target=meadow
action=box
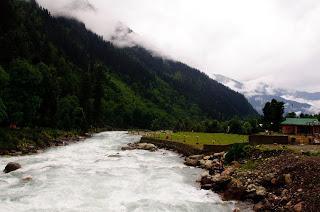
[146,131,248,148]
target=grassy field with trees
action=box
[149,131,248,147]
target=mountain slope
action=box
[0,0,257,130]
[212,74,320,114]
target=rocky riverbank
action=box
[123,140,320,211]
[0,128,92,156]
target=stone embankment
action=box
[184,152,318,212]
[124,137,319,211]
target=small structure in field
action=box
[281,118,320,136]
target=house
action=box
[281,118,320,136]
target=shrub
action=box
[225,143,253,163]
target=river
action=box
[0,131,236,211]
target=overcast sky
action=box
[37,0,320,92]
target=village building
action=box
[281,118,320,136]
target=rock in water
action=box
[3,162,21,173]
[185,157,198,166]
[22,175,33,181]
[136,143,158,151]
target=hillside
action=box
[0,0,257,131]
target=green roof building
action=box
[281,118,320,135]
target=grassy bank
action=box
[145,131,248,148]
[0,128,84,155]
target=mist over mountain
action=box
[0,0,257,131]
[212,74,320,114]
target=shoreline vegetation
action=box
[0,128,113,156]
[125,131,320,211]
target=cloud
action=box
[36,0,320,92]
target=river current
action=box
[0,131,235,212]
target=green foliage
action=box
[0,98,7,122]
[0,0,258,131]
[0,128,79,151]
[262,99,284,131]
[225,143,253,163]
[228,118,243,134]
[242,121,253,135]
[286,112,297,118]
[0,66,9,88]
[56,96,85,130]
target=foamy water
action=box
[0,131,235,212]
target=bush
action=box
[225,143,253,163]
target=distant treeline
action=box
[173,117,262,135]
[0,0,257,132]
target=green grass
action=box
[147,131,248,148]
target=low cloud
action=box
[36,0,320,92]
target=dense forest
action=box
[0,0,257,132]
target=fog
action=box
[36,0,320,92]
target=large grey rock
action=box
[185,157,198,166]
[188,154,204,160]
[136,143,157,151]
[3,162,21,173]
[121,143,158,152]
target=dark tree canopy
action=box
[0,0,258,131]
[262,99,285,131]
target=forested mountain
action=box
[0,0,257,131]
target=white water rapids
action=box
[0,131,236,211]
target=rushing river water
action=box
[0,131,236,212]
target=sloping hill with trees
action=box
[0,0,257,131]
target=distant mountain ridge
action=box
[212,74,320,114]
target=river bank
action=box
[128,137,320,211]
[0,128,93,156]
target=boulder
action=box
[200,171,210,178]
[213,152,225,158]
[271,178,277,185]
[283,174,292,185]
[203,156,211,160]
[200,176,212,185]
[136,143,157,151]
[211,174,232,190]
[107,154,121,158]
[199,159,206,166]
[203,160,216,170]
[226,178,247,199]
[230,161,241,168]
[253,202,266,211]
[263,173,275,183]
[255,186,267,197]
[121,146,135,151]
[121,143,158,152]
[233,208,240,212]
[246,184,257,193]
[22,175,33,181]
[188,154,204,161]
[185,157,198,166]
[3,162,21,173]
[293,202,303,212]
[221,166,235,176]
[201,184,213,190]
